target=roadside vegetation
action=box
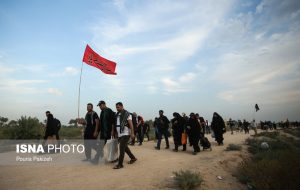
[236,130,300,190]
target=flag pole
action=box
[77,61,84,119]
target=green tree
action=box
[0,117,9,127]
[145,119,154,128]
[3,116,43,139]
[68,119,78,127]
[7,120,17,127]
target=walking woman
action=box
[211,112,226,145]
[186,113,201,155]
[171,112,186,152]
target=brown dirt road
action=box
[0,132,253,190]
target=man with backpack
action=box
[111,102,137,169]
[43,111,61,147]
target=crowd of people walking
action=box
[43,100,298,169]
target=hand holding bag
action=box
[104,137,119,162]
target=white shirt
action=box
[116,112,132,137]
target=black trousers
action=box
[156,129,170,148]
[84,131,97,159]
[193,144,200,152]
[131,129,138,145]
[137,125,144,144]
[93,139,108,161]
[55,130,60,145]
[144,131,150,141]
[118,135,136,166]
[175,144,186,150]
[191,138,200,152]
[43,131,60,146]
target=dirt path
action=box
[0,131,254,190]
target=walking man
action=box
[43,111,61,147]
[155,110,170,150]
[91,100,115,164]
[77,103,99,161]
[112,102,137,169]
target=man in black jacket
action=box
[91,100,115,165]
[77,103,99,161]
[155,110,170,150]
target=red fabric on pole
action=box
[82,45,117,75]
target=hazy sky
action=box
[0,0,300,124]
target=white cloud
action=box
[49,66,80,77]
[214,29,300,105]
[113,0,126,11]
[15,64,47,73]
[179,72,197,83]
[256,1,265,14]
[0,65,15,75]
[161,77,188,94]
[90,1,235,97]
[161,72,198,95]
[47,88,63,96]
[64,67,79,76]
[195,63,208,74]
[0,79,46,94]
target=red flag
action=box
[82,45,117,75]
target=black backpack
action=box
[54,118,61,131]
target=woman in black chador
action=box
[211,112,226,145]
[186,113,201,155]
[171,112,186,152]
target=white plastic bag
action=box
[104,138,118,162]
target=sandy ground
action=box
[0,131,255,190]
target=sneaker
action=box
[154,146,160,150]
